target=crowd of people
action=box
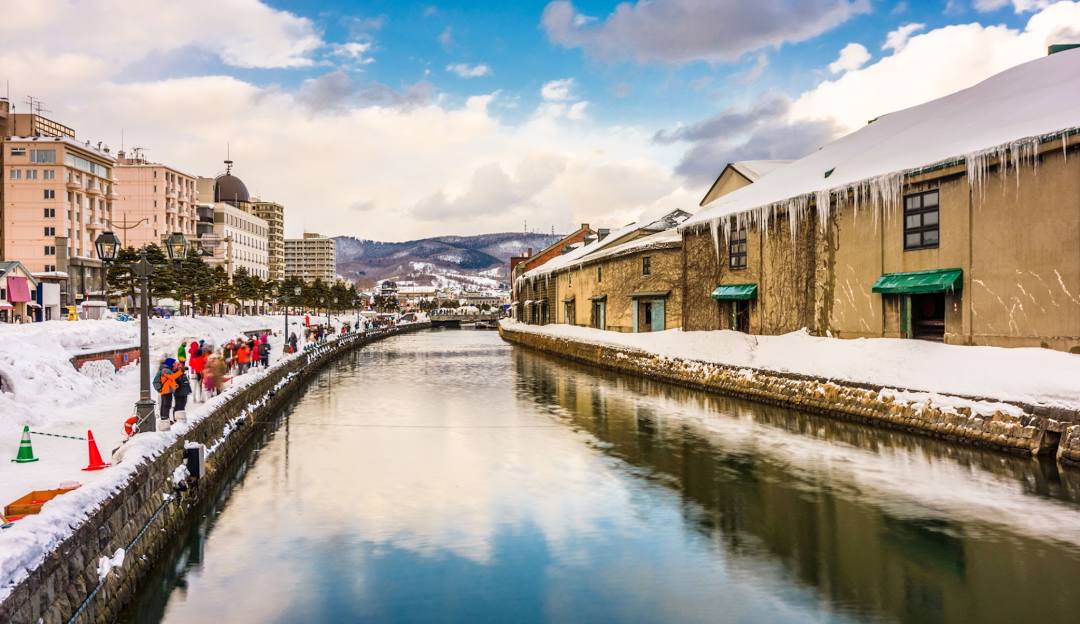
[151,316,377,425]
[153,331,281,423]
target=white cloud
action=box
[567,101,589,121]
[0,0,321,69]
[882,22,925,51]
[731,53,770,84]
[793,1,1080,132]
[974,0,1055,12]
[446,63,492,78]
[541,78,576,101]
[331,42,375,65]
[828,42,871,74]
[542,0,870,64]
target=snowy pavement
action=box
[0,313,362,595]
[500,320,1080,411]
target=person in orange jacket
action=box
[236,341,252,374]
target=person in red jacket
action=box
[188,344,208,402]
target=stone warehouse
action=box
[682,48,1080,353]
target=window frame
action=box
[729,228,748,270]
[642,255,651,276]
[903,189,940,251]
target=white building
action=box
[284,232,336,282]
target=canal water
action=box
[122,329,1080,623]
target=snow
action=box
[683,49,1080,241]
[500,320,1080,410]
[518,208,691,284]
[574,228,682,264]
[729,160,792,182]
[0,313,358,596]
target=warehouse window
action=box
[904,190,939,250]
[729,228,747,270]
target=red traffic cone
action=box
[82,430,110,471]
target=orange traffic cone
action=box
[82,430,109,471]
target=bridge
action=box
[429,312,501,327]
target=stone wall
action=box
[682,218,818,334]
[500,325,1080,457]
[557,244,682,332]
[0,324,429,624]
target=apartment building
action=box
[112,150,198,250]
[284,232,336,282]
[249,198,285,281]
[1,130,116,304]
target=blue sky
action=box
[253,0,1036,126]
[2,0,1075,240]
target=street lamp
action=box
[164,231,189,263]
[96,231,158,433]
[284,285,301,352]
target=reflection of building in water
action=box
[512,347,1080,623]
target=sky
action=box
[1,0,1078,241]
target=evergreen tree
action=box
[175,251,213,317]
[105,246,141,309]
[232,266,254,315]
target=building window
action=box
[44,264,56,272]
[44,245,56,256]
[904,189,939,250]
[43,189,55,200]
[729,229,747,270]
[597,265,602,283]
[44,227,55,236]
[43,208,55,218]
[10,169,21,180]
[10,147,26,157]
[642,256,651,276]
[27,169,38,180]
[30,149,56,164]
[43,169,55,180]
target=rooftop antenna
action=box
[224,142,233,174]
[24,95,49,116]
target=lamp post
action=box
[164,232,189,315]
[284,285,301,352]
[96,231,158,432]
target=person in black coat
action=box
[172,360,192,417]
[258,338,271,367]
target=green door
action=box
[651,299,665,332]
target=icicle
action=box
[709,218,721,261]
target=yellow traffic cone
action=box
[12,426,39,463]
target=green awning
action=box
[872,268,962,295]
[711,284,757,300]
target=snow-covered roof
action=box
[729,160,792,182]
[573,228,682,265]
[683,48,1080,232]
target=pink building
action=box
[112,150,198,250]
[1,133,116,303]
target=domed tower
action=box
[214,159,250,208]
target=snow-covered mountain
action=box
[335,232,561,289]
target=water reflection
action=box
[123,329,1080,624]
[513,348,1080,623]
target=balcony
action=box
[66,179,80,190]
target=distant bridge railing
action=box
[429,312,501,324]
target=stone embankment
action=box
[0,323,429,624]
[499,325,1080,463]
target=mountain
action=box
[335,232,562,290]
